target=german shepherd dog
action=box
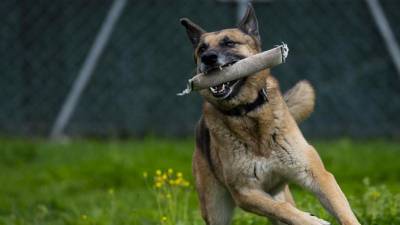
[180,4,361,225]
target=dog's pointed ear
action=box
[180,18,206,48]
[238,3,260,43]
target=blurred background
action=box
[1,0,399,139]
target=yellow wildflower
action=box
[155,182,163,188]
[168,168,173,174]
[177,172,183,178]
[161,216,168,223]
[142,171,148,178]
[156,170,162,176]
[371,191,381,200]
[155,176,163,182]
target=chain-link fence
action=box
[1,0,399,138]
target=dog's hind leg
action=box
[193,148,234,225]
[268,184,296,225]
[273,184,296,206]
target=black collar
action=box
[219,89,268,116]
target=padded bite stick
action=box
[177,43,289,96]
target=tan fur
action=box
[283,80,315,123]
[183,5,361,225]
[197,29,264,111]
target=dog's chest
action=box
[207,111,304,190]
[213,130,294,191]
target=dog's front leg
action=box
[298,146,361,225]
[229,187,330,225]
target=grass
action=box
[0,138,399,225]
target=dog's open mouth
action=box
[209,79,240,99]
[203,61,241,99]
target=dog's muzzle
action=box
[199,52,243,99]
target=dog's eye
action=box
[222,40,236,47]
[198,44,208,53]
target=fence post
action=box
[50,0,127,139]
[366,0,400,78]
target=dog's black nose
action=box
[201,52,218,65]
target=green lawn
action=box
[0,138,399,225]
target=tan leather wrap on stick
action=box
[177,43,289,96]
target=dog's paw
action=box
[310,216,330,225]
[300,213,331,225]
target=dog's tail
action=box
[283,80,315,123]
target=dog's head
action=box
[181,4,267,109]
